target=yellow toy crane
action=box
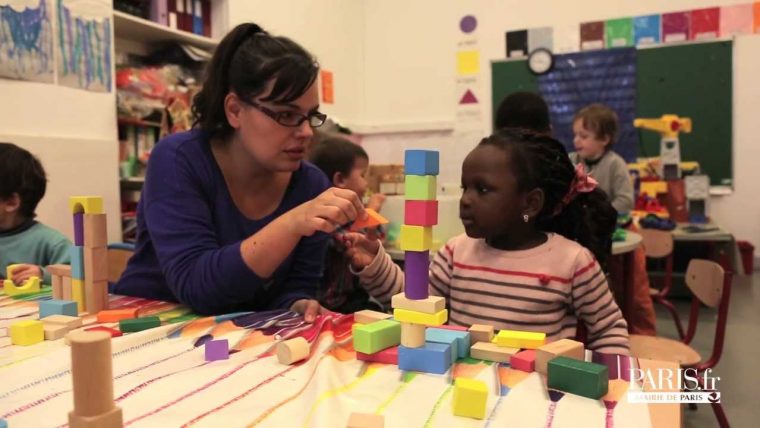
[634,115,692,180]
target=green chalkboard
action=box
[491,41,733,186]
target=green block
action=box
[405,175,436,200]
[119,316,161,333]
[547,356,608,399]
[352,319,401,354]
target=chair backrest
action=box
[685,259,724,308]
[640,229,674,258]
[107,244,134,284]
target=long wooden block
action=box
[468,324,494,345]
[74,212,84,246]
[277,337,310,365]
[426,328,470,359]
[84,247,108,281]
[400,322,426,348]
[97,308,138,323]
[493,330,546,349]
[356,346,398,365]
[547,356,608,400]
[42,314,83,329]
[470,341,518,363]
[353,319,401,354]
[398,225,433,252]
[72,279,85,313]
[398,342,452,374]
[85,278,108,314]
[119,316,160,333]
[47,264,72,277]
[84,214,108,248]
[535,339,585,375]
[44,323,72,340]
[62,276,73,300]
[393,308,447,326]
[403,250,429,300]
[52,274,63,299]
[353,309,391,324]
[391,293,444,314]
[69,196,104,214]
[70,246,85,280]
[347,412,384,428]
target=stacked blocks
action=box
[205,339,230,361]
[3,264,41,296]
[452,378,488,419]
[48,264,72,300]
[352,319,401,354]
[426,328,471,359]
[68,196,110,315]
[393,307,448,326]
[403,250,430,299]
[10,320,45,346]
[39,299,78,318]
[547,356,609,399]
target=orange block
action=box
[755,2,760,33]
[350,208,389,231]
[96,308,138,323]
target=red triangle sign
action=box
[459,89,478,104]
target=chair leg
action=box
[711,401,730,428]
[688,402,698,411]
[658,298,686,339]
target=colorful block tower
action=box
[67,196,110,314]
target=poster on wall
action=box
[719,3,754,36]
[633,14,661,45]
[56,0,112,92]
[690,7,720,40]
[662,11,690,42]
[0,0,55,82]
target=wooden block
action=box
[404,200,439,226]
[493,330,546,349]
[47,264,72,276]
[356,346,398,365]
[42,314,83,329]
[452,377,488,419]
[510,349,537,372]
[468,324,494,345]
[435,324,468,332]
[426,328,471,359]
[205,339,230,361]
[277,337,310,365]
[470,341,518,363]
[74,212,84,246]
[353,309,391,324]
[398,342,452,374]
[62,275,73,300]
[39,299,78,318]
[69,196,104,214]
[353,319,401,354]
[44,323,72,340]
[393,308,447,327]
[404,175,437,200]
[347,412,384,428]
[119,316,160,333]
[52,274,63,299]
[97,308,138,323]
[398,225,432,251]
[70,246,85,280]
[400,322,426,348]
[403,251,429,300]
[391,293,444,314]
[349,208,389,231]
[3,276,41,296]
[72,279,85,313]
[67,330,122,427]
[84,213,108,248]
[404,149,439,176]
[85,326,123,338]
[10,320,44,346]
[84,247,108,281]
[84,278,108,314]
[535,339,585,375]
[547,356,608,399]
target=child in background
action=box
[308,137,385,313]
[494,91,552,134]
[346,129,629,354]
[0,143,71,285]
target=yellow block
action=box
[69,196,104,214]
[493,330,546,349]
[10,320,44,346]
[452,377,488,419]
[456,50,480,75]
[392,308,447,326]
[640,181,668,198]
[399,225,432,252]
[3,276,41,296]
[72,279,85,313]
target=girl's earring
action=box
[523,214,529,223]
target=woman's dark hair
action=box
[192,23,319,139]
[479,129,617,267]
[494,91,551,133]
[308,137,368,183]
[0,142,47,219]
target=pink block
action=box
[356,346,398,364]
[510,349,536,372]
[435,324,468,332]
[404,200,438,226]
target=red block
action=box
[510,349,536,372]
[85,326,123,338]
[435,324,468,332]
[356,346,399,365]
[404,200,438,226]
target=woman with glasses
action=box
[113,23,364,319]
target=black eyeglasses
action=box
[245,100,327,128]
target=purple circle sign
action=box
[460,15,477,33]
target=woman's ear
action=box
[523,188,545,219]
[224,93,244,129]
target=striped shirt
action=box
[357,233,629,354]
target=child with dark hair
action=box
[494,91,551,133]
[345,129,628,354]
[113,23,365,317]
[0,143,71,285]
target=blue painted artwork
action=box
[56,0,111,92]
[0,0,54,82]
[634,14,661,46]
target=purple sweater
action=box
[112,130,331,315]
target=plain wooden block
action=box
[84,213,108,248]
[391,293,445,314]
[42,314,83,329]
[97,308,138,323]
[353,309,391,324]
[346,412,384,428]
[400,322,426,348]
[404,149,439,176]
[277,337,310,365]
[69,196,104,214]
[84,247,108,281]
[62,275,73,300]
[85,278,108,314]
[353,319,401,354]
[46,264,72,277]
[393,308,447,326]
[452,377,488,419]
[398,225,433,252]
[468,324,494,345]
[52,274,63,299]
[10,320,44,346]
[470,341,518,363]
[547,356,608,400]
[404,175,437,200]
[44,323,72,340]
[535,339,585,375]
[404,200,439,226]
[493,330,546,349]
[70,246,85,280]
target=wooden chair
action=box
[630,259,732,428]
[640,229,685,338]
[107,243,135,284]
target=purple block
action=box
[73,212,84,246]
[204,339,229,361]
[404,250,429,300]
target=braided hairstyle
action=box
[192,23,319,139]
[479,129,617,267]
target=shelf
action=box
[113,10,218,52]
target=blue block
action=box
[404,150,439,176]
[398,342,452,375]
[39,299,78,318]
[70,246,84,280]
[426,328,471,359]
[0,418,6,428]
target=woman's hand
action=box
[367,193,387,212]
[287,187,365,237]
[339,232,381,270]
[290,299,330,323]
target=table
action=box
[671,222,738,274]
[0,292,679,427]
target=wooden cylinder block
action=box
[276,337,310,365]
[400,322,426,348]
[68,331,120,421]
